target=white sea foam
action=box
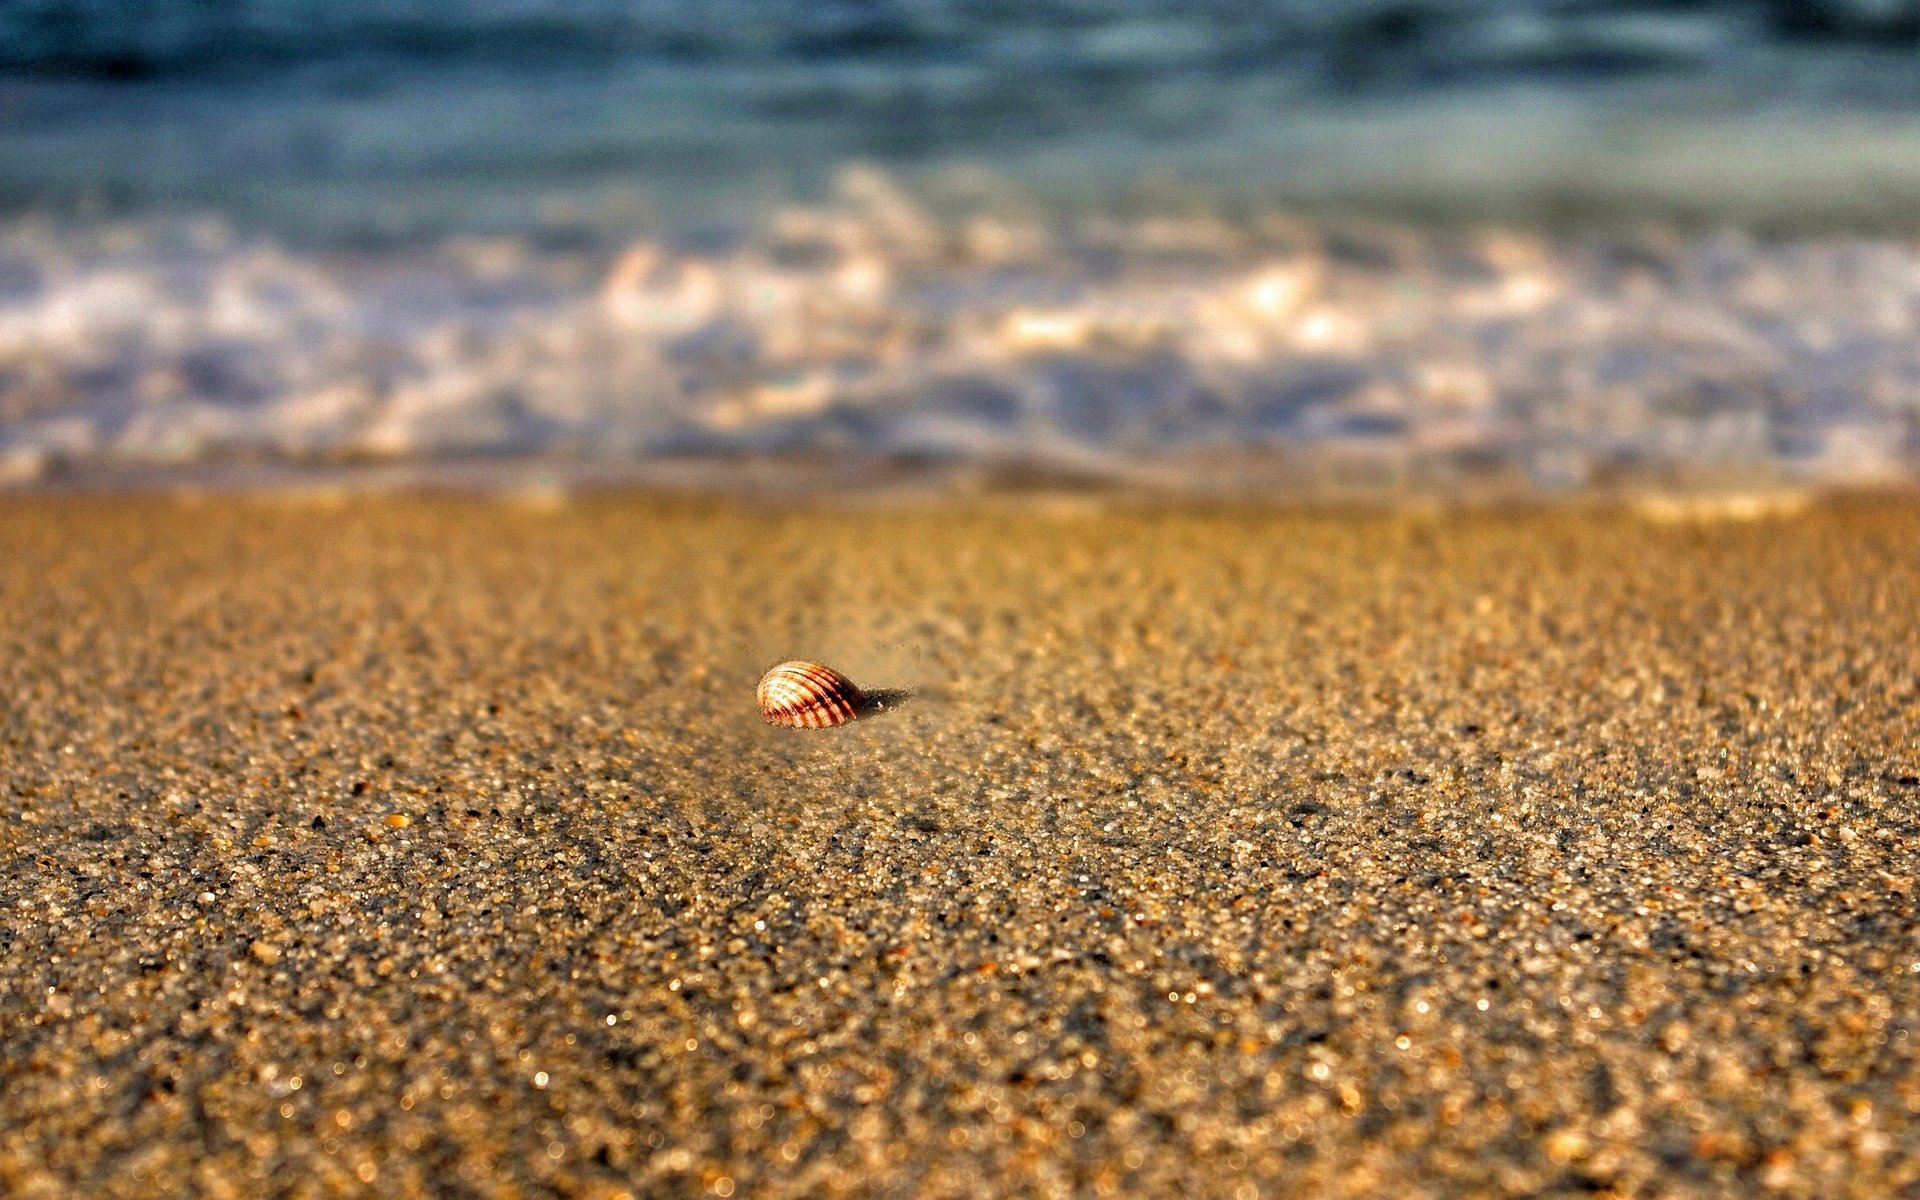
[0,169,1916,489]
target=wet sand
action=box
[2,492,1917,1198]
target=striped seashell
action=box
[756,661,867,729]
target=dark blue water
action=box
[9,1,1920,239]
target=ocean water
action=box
[4,1,1920,488]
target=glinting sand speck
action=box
[2,493,1919,1198]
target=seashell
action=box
[756,660,912,729]
[756,661,867,729]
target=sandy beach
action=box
[2,491,1917,1198]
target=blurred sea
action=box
[4,0,1920,490]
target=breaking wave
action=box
[2,167,1916,490]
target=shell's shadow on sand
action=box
[858,688,916,719]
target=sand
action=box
[1,491,1917,1199]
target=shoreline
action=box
[4,451,1903,515]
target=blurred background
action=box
[3,0,1920,492]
